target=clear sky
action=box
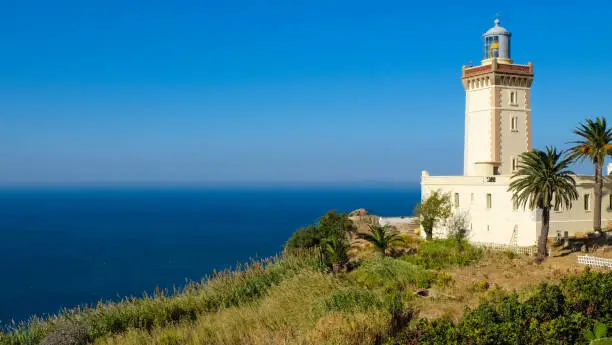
[1,1,611,186]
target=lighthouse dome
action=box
[484,19,510,36]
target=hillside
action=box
[2,211,612,345]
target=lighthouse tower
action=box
[462,19,534,176]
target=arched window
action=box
[510,92,515,104]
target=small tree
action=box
[356,224,403,256]
[285,210,353,252]
[285,225,322,250]
[317,210,354,239]
[415,190,452,240]
[446,212,471,251]
[323,235,349,272]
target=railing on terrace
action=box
[577,255,612,269]
[471,241,550,257]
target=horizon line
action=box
[0,180,421,189]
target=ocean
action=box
[0,186,420,324]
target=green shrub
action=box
[471,280,490,293]
[435,272,454,288]
[586,322,610,342]
[561,269,612,318]
[286,225,322,250]
[316,210,353,239]
[320,287,383,313]
[402,239,483,270]
[524,283,566,322]
[503,249,518,259]
[414,318,460,345]
[285,210,353,268]
[352,257,437,290]
[286,210,353,252]
[404,271,612,345]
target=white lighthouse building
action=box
[421,19,612,246]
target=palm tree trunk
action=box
[538,208,550,261]
[594,162,603,233]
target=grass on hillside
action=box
[401,239,484,270]
[0,249,326,345]
[2,235,602,345]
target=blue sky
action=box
[1,1,611,185]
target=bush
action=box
[41,322,89,345]
[317,210,353,239]
[471,280,490,293]
[286,210,353,267]
[446,212,471,250]
[352,257,437,291]
[402,239,483,270]
[286,225,322,250]
[400,270,612,345]
[320,287,383,313]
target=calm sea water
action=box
[0,187,419,324]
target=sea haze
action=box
[0,186,419,324]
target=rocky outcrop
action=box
[349,208,370,217]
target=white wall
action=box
[421,175,537,246]
[547,175,612,236]
[498,86,530,175]
[421,174,612,245]
[464,87,492,176]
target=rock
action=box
[415,289,429,297]
[349,208,370,217]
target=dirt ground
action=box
[415,247,612,321]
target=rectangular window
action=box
[511,116,519,132]
[486,193,492,209]
[584,194,591,211]
[511,156,519,172]
[609,194,612,210]
[454,193,460,208]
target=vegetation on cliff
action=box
[1,210,611,345]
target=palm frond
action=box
[567,117,612,164]
[356,224,402,255]
[509,146,579,212]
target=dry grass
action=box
[94,271,392,345]
[412,248,607,321]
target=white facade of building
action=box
[421,20,612,246]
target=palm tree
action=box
[356,224,403,256]
[568,117,612,234]
[509,147,579,261]
[323,236,349,272]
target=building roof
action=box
[484,19,510,36]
